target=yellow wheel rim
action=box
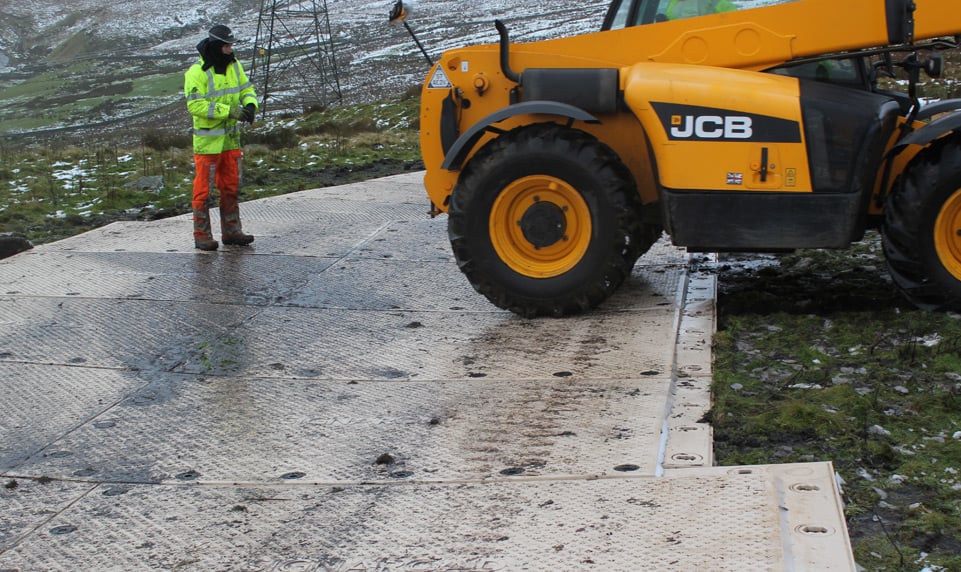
[935,187,961,280]
[490,175,592,279]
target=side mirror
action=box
[388,0,433,66]
[924,53,943,79]
[389,0,411,24]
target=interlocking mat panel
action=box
[0,173,855,570]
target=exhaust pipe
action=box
[494,20,520,84]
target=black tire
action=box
[448,123,653,317]
[882,133,961,310]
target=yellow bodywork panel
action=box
[441,0,902,71]
[912,0,961,39]
[420,48,656,211]
[622,63,810,193]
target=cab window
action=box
[602,0,798,30]
[768,58,867,87]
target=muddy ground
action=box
[711,233,961,569]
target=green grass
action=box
[132,73,184,97]
[0,97,422,244]
[0,57,185,134]
[713,238,961,571]
[0,75,61,100]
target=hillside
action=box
[0,0,609,142]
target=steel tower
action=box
[250,0,343,114]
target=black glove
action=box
[241,104,256,124]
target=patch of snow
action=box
[868,425,891,437]
[915,333,941,347]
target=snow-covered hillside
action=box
[19,0,943,139]
[0,0,609,71]
[0,0,612,137]
[0,1,249,66]
[324,0,611,106]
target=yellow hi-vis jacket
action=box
[184,59,258,155]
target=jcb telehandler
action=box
[392,0,961,317]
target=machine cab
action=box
[602,0,799,29]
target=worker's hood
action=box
[196,38,236,73]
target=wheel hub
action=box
[519,200,567,248]
[935,187,961,280]
[489,175,592,278]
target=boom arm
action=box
[515,0,955,72]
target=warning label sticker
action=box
[428,66,452,89]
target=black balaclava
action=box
[197,37,236,74]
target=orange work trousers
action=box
[192,149,242,211]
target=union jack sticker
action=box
[726,172,744,185]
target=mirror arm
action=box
[405,21,434,67]
[389,1,433,67]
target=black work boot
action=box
[222,232,254,246]
[220,195,254,246]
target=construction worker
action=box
[184,24,258,251]
[665,0,738,20]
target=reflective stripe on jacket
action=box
[184,59,258,154]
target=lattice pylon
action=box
[250,0,343,114]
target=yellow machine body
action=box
[420,0,956,211]
[411,0,961,316]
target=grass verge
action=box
[0,97,422,244]
[712,233,961,571]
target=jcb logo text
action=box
[670,115,753,140]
